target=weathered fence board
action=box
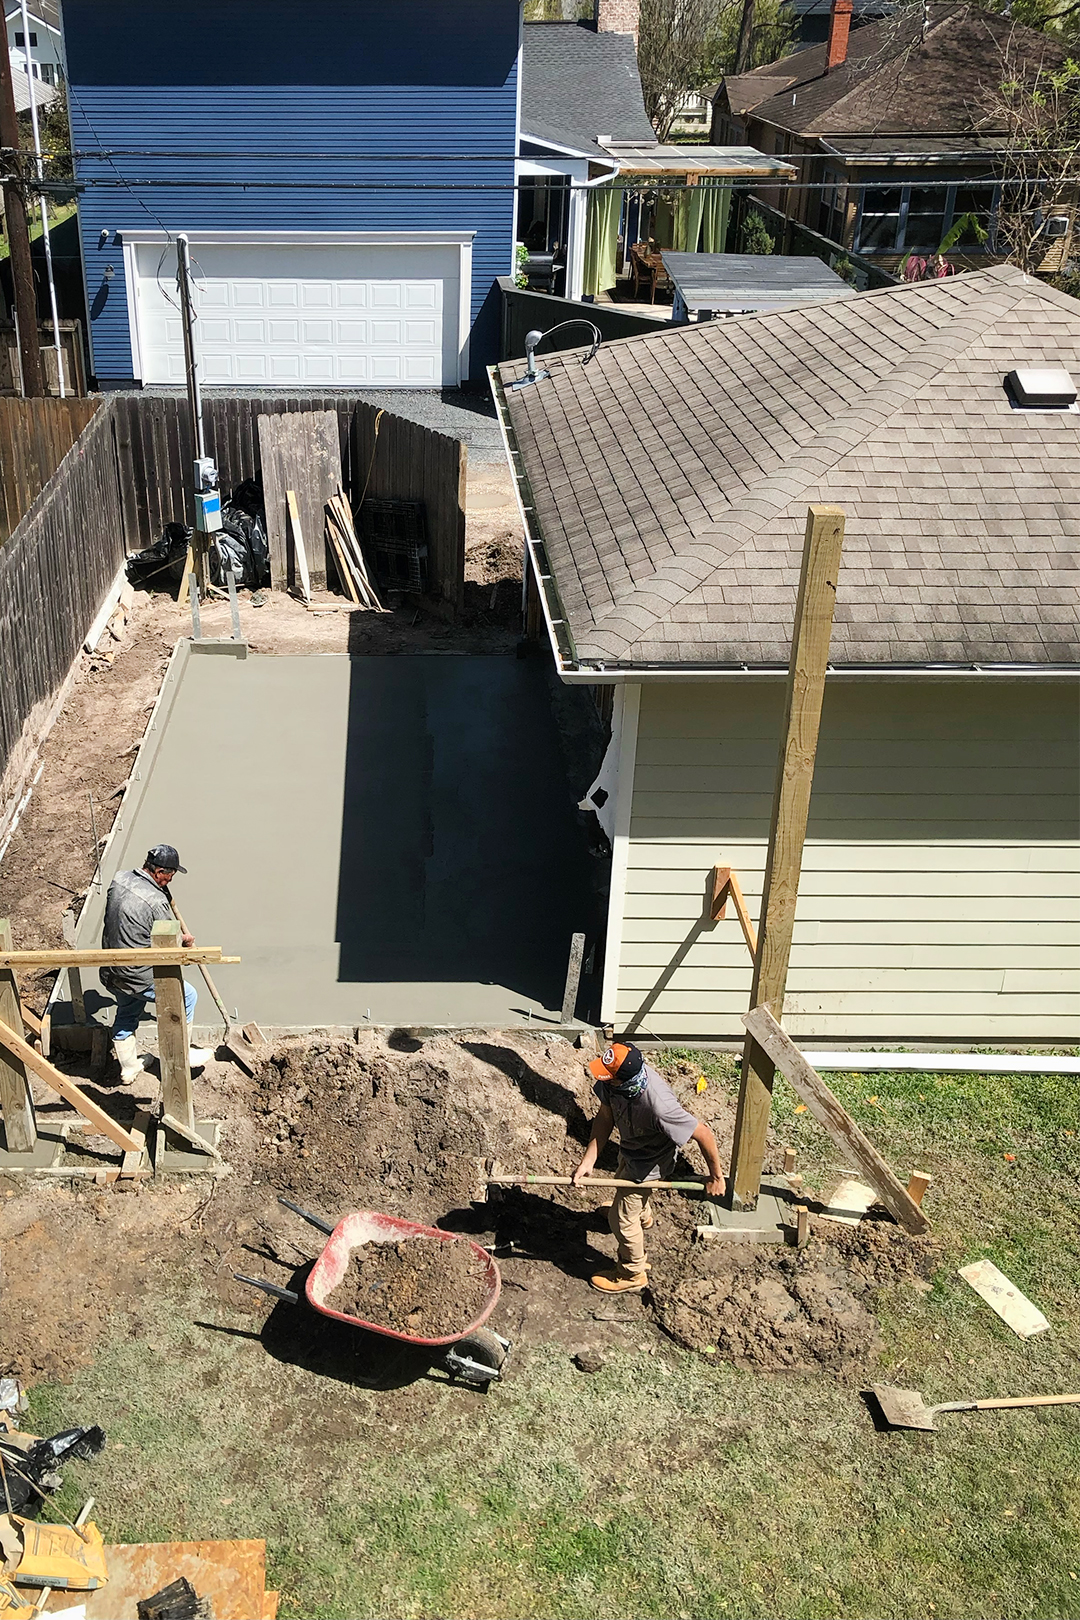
[257,410,341,590]
[0,404,126,822]
[0,397,100,543]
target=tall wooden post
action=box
[0,920,37,1153]
[0,45,43,397]
[729,505,845,1208]
[151,919,194,1133]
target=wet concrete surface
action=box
[78,649,599,1028]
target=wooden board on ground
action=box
[819,1177,878,1226]
[741,1005,931,1236]
[258,410,341,590]
[285,488,311,603]
[958,1259,1050,1339]
[74,1539,276,1620]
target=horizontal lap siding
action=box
[69,81,517,384]
[617,681,1080,1041]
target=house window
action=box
[13,31,37,45]
[818,168,847,243]
[901,186,948,251]
[39,61,53,83]
[857,186,903,251]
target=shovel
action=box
[871,1383,1080,1432]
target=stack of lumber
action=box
[324,490,386,611]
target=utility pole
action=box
[728,504,845,1208]
[0,34,43,396]
[176,235,220,591]
[19,0,63,394]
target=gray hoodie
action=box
[100,867,174,996]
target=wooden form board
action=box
[285,489,311,602]
[731,505,845,1206]
[741,1004,931,1235]
[0,948,236,968]
[0,920,35,1153]
[958,1259,1050,1338]
[258,411,342,591]
[152,920,195,1133]
[0,1016,140,1153]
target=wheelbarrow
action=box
[235,1197,511,1386]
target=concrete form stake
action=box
[189,576,202,640]
[227,570,241,640]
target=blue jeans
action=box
[112,981,197,1042]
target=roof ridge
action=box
[581,271,1032,660]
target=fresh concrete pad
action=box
[76,646,598,1030]
[0,1125,67,1170]
[696,1177,792,1244]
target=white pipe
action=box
[805,1052,1080,1075]
[19,0,63,395]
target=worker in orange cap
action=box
[572,1041,725,1292]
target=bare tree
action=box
[977,45,1080,272]
[638,0,734,138]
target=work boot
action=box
[589,1270,648,1293]
[113,1035,144,1084]
[188,1046,215,1070]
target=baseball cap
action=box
[589,1042,645,1085]
[146,843,187,874]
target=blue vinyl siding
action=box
[66,3,520,384]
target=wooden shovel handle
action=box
[974,1394,1080,1410]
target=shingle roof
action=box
[521,22,656,158]
[495,264,1080,669]
[723,3,1065,137]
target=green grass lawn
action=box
[0,199,77,259]
[26,1053,1080,1620]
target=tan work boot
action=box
[113,1035,144,1084]
[590,1270,648,1293]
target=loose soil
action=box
[325,1235,491,1338]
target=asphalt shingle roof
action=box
[521,22,656,158]
[496,264,1080,669]
[724,3,1065,136]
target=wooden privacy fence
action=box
[109,393,466,606]
[0,396,101,544]
[0,404,126,809]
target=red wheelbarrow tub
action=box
[306,1210,502,1348]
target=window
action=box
[39,61,53,84]
[855,179,998,255]
[857,187,902,251]
[13,31,37,45]
[818,168,847,244]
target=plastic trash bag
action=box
[125,522,191,589]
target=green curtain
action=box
[672,182,732,253]
[583,184,622,297]
[701,181,732,253]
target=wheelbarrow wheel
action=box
[444,1327,509,1384]
[455,1328,507,1372]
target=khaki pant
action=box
[608,1149,677,1277]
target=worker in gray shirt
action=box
[572,1041,725,1293]
[101,844,213,1083]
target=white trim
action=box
[119,229,475,389]
[117,229,476,247]
[600,682,640,1025]
[520,127,614,163]
[122,238,143,382]
[458,236,473,385]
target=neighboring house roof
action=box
[722,3,1065,137]
[495,264,1079,670]
[8,58,58,111]
[520,22,655,158]
[662,250,855,313]
[4,2,60,30]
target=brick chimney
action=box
[596,0,639,41]
[825,0,853,71]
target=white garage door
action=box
[132,241,463,387]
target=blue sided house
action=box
[62,0,521,388]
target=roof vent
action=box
[1005,367,1078,409]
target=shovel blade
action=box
[872,1384,937,1430]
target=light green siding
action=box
[614,680,1080,1041]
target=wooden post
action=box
[729,504,845,1208]
[0,921,37,1153]
[561,933,586,1025]
[151,919,194,1133]
[907,1170,932,1208]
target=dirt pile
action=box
[325,1235,491,1338]
[251,1031,595,1226]
[650,1242,884,1371]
